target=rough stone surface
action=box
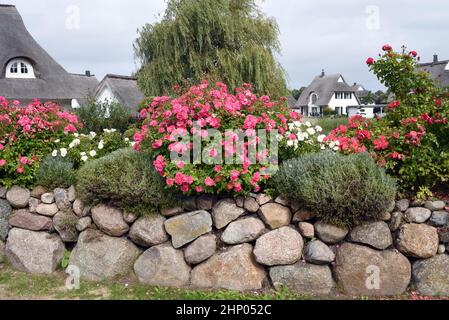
[304,240,335,265]
[28,198,39,213]
[424,200,446,212]
[0,240,4,263]
[0,187,7,199]
[334,243,411,296]
[53,211,79,242]
[53,188,71,211]
[221,216,265,245]
[191,244,266,291]
[91,205,129,237]
[429,211,449,227]
[395,199,410,212]
[413,254,449,296]
[122,212,138,224]
[253,227,303,266]
[270,262,335,296]
[256,194,272,206]
[41,192,55,204]
[395,224,438,259]
[211,199,246,229]
[298,222,314,239]
[292,209,315,222]
[182,197,197,211]
[438,244,446,254]
[243,197,259,213]
[36,203,58,217]
[0,199,12,240]
[9,210,53,231]
[6,186,30,209]
[348,221,392,250]
[440,227,449,244]
[67,186,76,202]
[258,203,291,229]
[380,211,391,222]
[160,207,183,217]
[184,234,217,265]
[76,217,92,232]
[134,243,191,287]
[404,207,431,223]
[129,215,169,247]
[5,228,64,274]
[165,211,213,248]
[69,229,140,281]
[235,196,244,208]
[197,194,215,211]
[73,199,88,217]
[314,221,349,244]
[389,212,403,231]
[275,196,290,206]
[30,186,46,199]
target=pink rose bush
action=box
[134,81,302,195]
[0,97,80,187]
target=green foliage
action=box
[34,156,76,190]
[76,148,180,216]
[76,98,137,133]
[323,107,336,117]
[313,117,349,134]
[272,151,397,228]
[61,250,71,269]
[290,87,305,100]
[134,0,287,97]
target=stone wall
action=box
[1,185,449,297]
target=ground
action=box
[308,117,349,134]
[0,264,448,300]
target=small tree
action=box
[134,0,288,97]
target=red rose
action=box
[382,44,392,51]
[410,50,418,57]
[366,57,375,65]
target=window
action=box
[5,58,35,79]
[309,93,318,105]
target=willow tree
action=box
[134,0,288,97]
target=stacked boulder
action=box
[1,185,449,297]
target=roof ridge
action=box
[0,4,16,7]
[104,74,137,80]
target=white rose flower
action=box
[315,126,323,133]
[81,155,88,162]
[297,133,305,141]
[89,150,97,157]
[124,138,130,142]
[321,144,326,150]
[303,132,309,139]
[98,140,104,150]
[329,141,336,149]
[306,128,316,135]
[110,129,117,133]
[317,135,326,143]
[52,150,58,157]
[293,121,302,128]
[80,152,87,156]
[333,146,340,151]
[60,148,67,157]
[74,133,79,138]
[54,139,60,143]
[287,140,294,147]
[305,121,312,127]
[89,132,97,140]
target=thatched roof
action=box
[0,5,98,101]
[296,73,356,107]
[418,57,449,88]
[95,74,145,115]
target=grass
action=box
[308,117,349,134]
[0,265,312,300]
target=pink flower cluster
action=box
[134,81,299,195]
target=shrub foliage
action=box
[272,151,397,227]
[76,148,180,215]
[35,156,76,190]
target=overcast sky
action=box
[9,0,449,91]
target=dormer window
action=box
[5,58,35,79]
[309,93,318,105]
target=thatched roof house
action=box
[0,4,98,108]
[418,54,449,88]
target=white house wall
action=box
[327,93,360,115]
[96,86,118,104]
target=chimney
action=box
[433,54,438,63]
[85,70,91,77]
[321,69,325,77]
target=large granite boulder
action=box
[348,221,393,250]
[270,262,335,296]
[134,242,191,287]
[303,240,335,265]
[258,203,292,229]
[6,186,30,209]
[221,216,265,245]
[9,210,53,231]
[191,244,266,291]
[334,243,411,296]
[211,199,246,229]
[164,211,213,248]
[184,234,217,265]
[91,204,129,237]
[314,221,348,244]
[5,228,65,274]
[395,223,438,259]
[129,215,169,247]
[53,211,79,242]
[253,227,303,266]
[412,254,449,296]
[0,199,12,240]
[69,229,140,281]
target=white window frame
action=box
[5,59,35,79]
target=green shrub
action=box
[35,156,76,190]
[76,98,137,133]
[76,148,180,216]
[272,151,397,228]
